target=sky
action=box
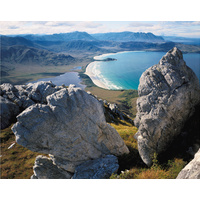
[0,21,200,38]
[1,0,200,38]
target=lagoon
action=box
[85,51,200,90]
[29,72,86,89]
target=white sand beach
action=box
[85,62,110,89]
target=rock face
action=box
[0,81,63,129]
[176,148,200,179]
[134,47,200,166]
[31,155,72,179]
[0,96,20,129]
[12,84,129,178]
[72,155,119,179]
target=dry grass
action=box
[109,120,187,179]
[0,125,44,179]
[85,86,125,104]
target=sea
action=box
[30,51,199,90]
[88,51,200,90]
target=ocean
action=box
[87,51,200,90]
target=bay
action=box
[87,51,200,90]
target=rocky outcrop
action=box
[176,148,200,179]
[72,155,119,179]
[12,84,129,178]
[0,96,20,129]
[134,47,200,166]
[31,155,72,179]
[0,81,63,129]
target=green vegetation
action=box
[79,72,96,88]
[118,90,138,117]
[1,82,196,179]
[109,120,187,179]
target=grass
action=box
[83,86,138,117]
[0,113,188,179]
[1,75,197,179]
[0,124,45,179]
[1,58,89,85]
[109,120,188,179]
[0,90,189,179]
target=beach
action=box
[85,51,200,91]
[85,60,124,90]
[85,61,110,89]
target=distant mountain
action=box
[0,36,35,47]
[91,32,165,42]
[33,40,103,53]
[21,31,97,42]
[163,36,200,46]
[1,45,76,66]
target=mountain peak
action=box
[159,47,184,66]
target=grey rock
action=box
[25,81,61,104]
[12,85,129,173]
[0,96,20,129]
[103,100,108,105]
[134,47,200,166]
[176,148,200,179]
[72,155,119,179]
[0,81,63,129]
[31,155,72,179]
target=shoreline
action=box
[85,62,110,90]
[85,51,145,90]
[27,71,86,90]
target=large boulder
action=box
[12,85,129,175]
[134,47,200,166]
[176,148,200,179]
[0,81,62,129]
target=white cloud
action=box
[128,22,155,28]
[0,21,199,38]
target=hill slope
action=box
[1,45,76,66]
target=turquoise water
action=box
[91,51,200,90]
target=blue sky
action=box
[0,21,200,38]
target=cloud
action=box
[79,21,103,29]
[44,21,76,27]
[0,21,199,37]
[128,21,155,27]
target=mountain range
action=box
[91,32,164,42]
[1,31,200,84]
[7,31,165,43]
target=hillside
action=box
[1,45,76,66]
[0,36,35,47]
[1,33,200,85]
